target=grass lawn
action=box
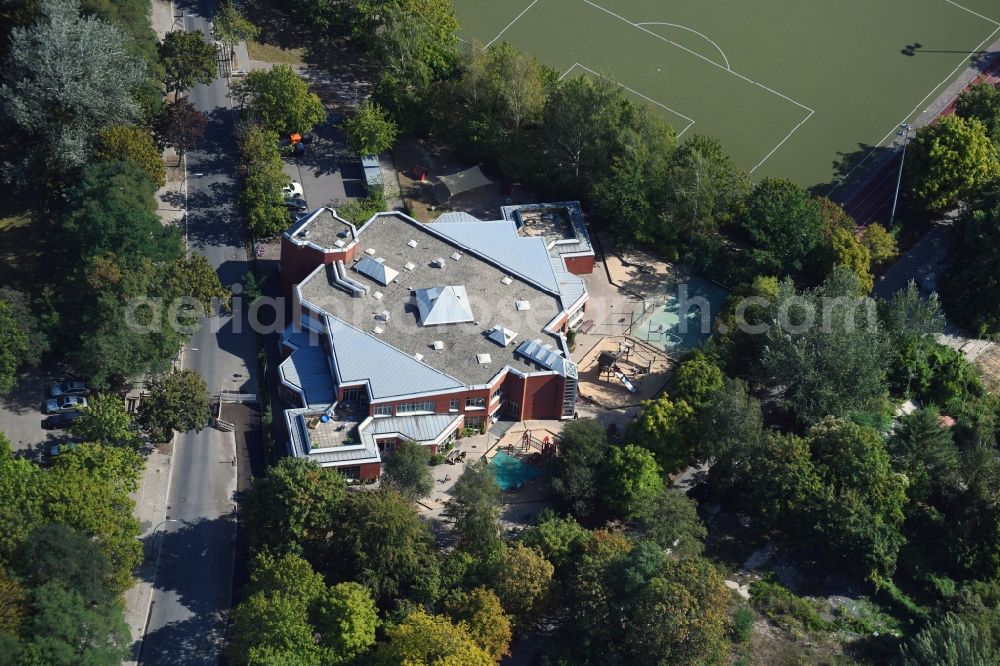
[451,0,1000,191]
[0,204,43,295]
[248,39,306,67]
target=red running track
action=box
[842,56,1000,226]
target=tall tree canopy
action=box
[940,184,1000,335]
[739,177,824,277]
[235,65,326,135]
[0,0,145,180]
[905,114,1000,211]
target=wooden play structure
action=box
[596,341,656,393]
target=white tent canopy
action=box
[436,166,493,199]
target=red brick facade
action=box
[563,254,595,275]
[280,236,357,295]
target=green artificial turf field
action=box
[451,0,1000,191]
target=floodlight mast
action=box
[889,122,914,227]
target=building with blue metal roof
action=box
[278,204,594,478]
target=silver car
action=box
[50,380,90,398]
[44,395,87,414]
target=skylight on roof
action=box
[407,239,418,248]
[451,252,462,261]
[334,239,345,248]
[433,340,444,350]
[365,248,376,255]
[515,300,531,311]
[501,276,513,285]
[373,291,384,300]
[477,353,492,365]
[403,262,415,271]
[355,256,399,286]
[373,326,384,334]
[413,353,424,362]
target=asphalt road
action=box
[137,1,256,663]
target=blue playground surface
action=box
[489,450,543,490]
[632,276,728,352]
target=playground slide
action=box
[614,369,639,393]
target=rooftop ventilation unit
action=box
[334,239,345,248]
[407,239,418,248]
[432,258,446,268]
[433,340,444,350]
[413,352,424,362]
[403,261,415,271]
[373,326,384,334]
[501,276,513,285]
[477,353,492,365]
[515,300,531,311]
[375,310,390,322]
[451,252,462,261]
[365,247,376,256]
[373,291,384,300]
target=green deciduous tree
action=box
[672,352,724,409]
[0,301,31,394]
[625,395,695,474]
[343,101,398,155]
[158,30,217,97]
[444,587,512,663]
[15,523,114,606]
[955,81,1000,145]
[374,610,493,666]
[443,460,502,556]
[0,0,145,179]
[69,393,139,449]
[383,440,433,499]
[312,582,379,664]
[740,177,824,277]
[242,456,345,560]
[637,489,707,558]
[906,114,1000,211]
[329,488,440,606]
[602,445,663,520]
[235,65,325,135]
[236,123,289,237]
[550,418,608,517]
[862,223,898,265]
[211,1,258,52]
[139,369,210,441]
[940,184,1000,335]
[0,565,26,636]
[519,510,588,572]
[696,377,764,491]
[483,543,553,631]
[95,125,166,187]
[12,582,129,666]
[758,269,888,425]
[890,406,960,503]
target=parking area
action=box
[0,367,78,461]
[283,118,365,212]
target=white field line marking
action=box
[751,109,815,173]
[561,62,697,136]
[485,0,541,48]
[581,0,813,170]
[944,0,1000,26]
[582,0,813,114]
[635,22,731,70]
[828,22,1000,193]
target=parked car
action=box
[285,196,308,212]
[44,395,87,414]
[49,439,82,458]
[49,380,90,398]
[44,411,80,429]
[282,181,303,198]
